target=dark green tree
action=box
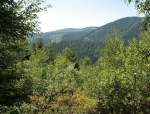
[0,0,47,105]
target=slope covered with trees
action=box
[0,0,149,114]
[2,29,150,114]
[34,17,144,62]
[39,17,143,44]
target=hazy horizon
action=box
[39,0,138,32]
[40,16,141,33]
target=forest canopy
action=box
[0,0,149,114]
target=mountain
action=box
[40,17,143,44]
[34,17,144,62]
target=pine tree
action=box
[0,0,46,105]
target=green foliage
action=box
[0,0,149,114]
[23,49,49,94]
[83,30,150,114]
[127,0,150,29]
[1,29,149,114]
[0,0,46,40]
[61,47,77,62]
[80,57,92,66]
[0,0,47,106]
[0,39,29,105]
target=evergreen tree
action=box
[0,0,46,105]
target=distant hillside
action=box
[34,17,144,62]
[40,17,143,44]
[82,17,143,42]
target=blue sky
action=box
[39,0,138,32]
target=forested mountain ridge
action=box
[35,17,144,62]
[40,17,143,44]
[1,0,150,113]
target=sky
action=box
[38,0,138,32]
